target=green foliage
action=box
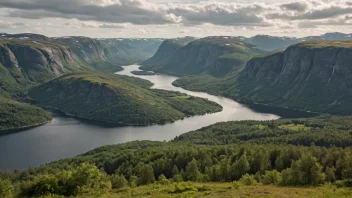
[239,174,257,186]
[0,179,14,198]
[29,73,221,126]
[263,170,281,185]
[20,163,111,197]
[173,117,352,147]
[111,175,128,189]
[185,159,200,181]
[131,70,156,76]
[137,164,155,185]
[0,98,52,131]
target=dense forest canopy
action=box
[1,116,352,197]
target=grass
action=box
[253,124,268,130]
[278,124,311,131]
[297,40,352,48]
[97,182,352,198]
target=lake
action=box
[0,65,281,170]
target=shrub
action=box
[239,174,257,186]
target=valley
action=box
[1,32,352,198]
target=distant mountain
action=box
[247,32,352,51]
[0,33,51,41]
[29,73,222,126]
[143,36,266,76]
[175,40,352,115]
[142,37,196,67]
[107,38,164,58]
[248,35,300,51]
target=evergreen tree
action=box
[185,159,200,181]
[138,164,155,185]
[231,154,250,180]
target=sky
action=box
[0,0,351,38]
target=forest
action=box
[0,98,52,132]
[1,116,352,197]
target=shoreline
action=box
[0,119,53,135]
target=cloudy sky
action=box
[0,0,351,38]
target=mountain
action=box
[0,34,164,98]
[108,38,164,58]
[142,36,196,68]
[0,37,89,98]
[29,73,222,126]
[142,36,266,76]
[0,97,52,132]
[247,32,352,51]
[0,33,51,41]
[175,41,352,115]
[234,41,352,114]
[248,35,300,51]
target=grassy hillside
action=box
[0,97,52,132]
[2,116,352,197]
[29,73,222,126]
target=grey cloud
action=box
[281,2,308,12]
[0,0,351,28]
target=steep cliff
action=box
[174,41,352,115]
[143,36,265,76]
[235,41,352,114]
[29,73,222,126]
[142,37,195,68]
[0,38,87,97]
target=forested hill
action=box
[2,116,352,197]
[174,40,352,115]
[0,97,52,132]
[28,73,222,126]
[0,34,163,98]
[142,36,266,77]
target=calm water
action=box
[0,65,280,170]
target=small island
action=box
[131,70,156,76]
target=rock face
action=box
[142,37,196,68]
[0,38,87,97]
[236,41,352,114]
[143,36,265,76]
[0,34,164,98]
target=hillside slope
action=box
[0,38,88,98]
[175,41,352,115]
[0,97,52,132]
[29,73,222,126]
[143,36,265,77]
